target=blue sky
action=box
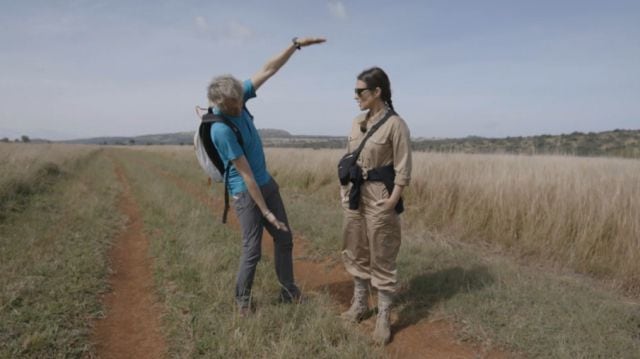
[1,0,639,140]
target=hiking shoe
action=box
[372,290,393,345]
[237,302,255,317]
[340,299,368,323]
[279,289,306,304]
[238,306,252,317]
[340,277,369,323]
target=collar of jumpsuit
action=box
[357,106,390,132]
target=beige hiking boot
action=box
[372,290,393,345]
[340,277,369,323]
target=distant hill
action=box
[62,132,194,146]
[411,129,640,158]
[265,129,640,158]
[61,128,292,146]
[57,128,640,158]
[0,136,51,144]
[260,128,292,138]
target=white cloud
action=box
[194,16,208,32]
[193,17,253,44]
[227,20,253,42]
[328,0,348,20]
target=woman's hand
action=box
[375,184,404,211]
[264,211,289,232]
[374,198,398,211]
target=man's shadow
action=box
[393,265,494,334]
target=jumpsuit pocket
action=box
[372,183,395,215]
[369,136,390,150]
[365,136,390,169]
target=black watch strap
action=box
[292,37,301,50]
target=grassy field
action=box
[0,144,123,357]
[0,143,99,218]
[122,146,640,358]
[265,148,640,292]
[1,144,639,358]
[265,148,640,358]
[109,148,381,358]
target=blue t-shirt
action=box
[210,79,271,195]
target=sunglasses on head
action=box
[354,87,373,96]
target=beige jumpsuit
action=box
[341,110,412,293]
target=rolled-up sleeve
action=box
[391,118,412,186]
[243,79,257,102]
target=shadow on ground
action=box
[318,280,354,307]
[393,265,494,334]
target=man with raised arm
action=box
[205,37,325,315]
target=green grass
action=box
[111,149,382,358]
[113,146,640,358]
[280,184,640,358]
[0,149,123,358]
[0,161,63,218]
[5,144,638,358]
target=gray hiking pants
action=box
[232,178,299,307]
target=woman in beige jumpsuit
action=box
[340,67,412,344]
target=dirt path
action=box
[90,163,167,358]
[144,162,511,358]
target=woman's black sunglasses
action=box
[354,87,372,96]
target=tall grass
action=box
[263,148,640,291]
[111,146,640,357]
[121,145,640,288]
[0,143,98,215]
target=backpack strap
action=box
[200,109,245,224]
[243,104,254,121]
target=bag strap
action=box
[202,108,245,224]
[223,162,232,223]
[202,110,244,147]
[350,109,396,162]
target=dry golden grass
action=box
[120,145,640,288]
[264,148,640,290]
[0,143,97,192]
[6,144,635,357]
[0,143,102,218]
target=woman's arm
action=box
[375,117,412,210]
[250,37,326,91]
[375,184,404,211]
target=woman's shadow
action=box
[392,265,494,335]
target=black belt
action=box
[348,164,404,214]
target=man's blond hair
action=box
[207,75,243,106]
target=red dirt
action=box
[144,162,513,358]
[90,163,167,358]
[290,236,511,359]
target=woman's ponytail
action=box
[386,98,394,111]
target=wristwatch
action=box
[292,37,301,50]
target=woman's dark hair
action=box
[357,67,394,110]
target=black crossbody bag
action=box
[337,110,396,186]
